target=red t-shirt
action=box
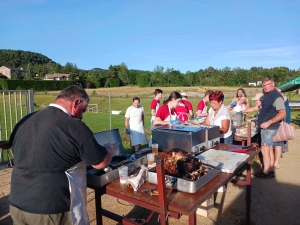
[150,99,160,112]
[197,99,207,113]
[156,104,176,121]
[175,99,193,122]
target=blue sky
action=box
[1,0,300,73]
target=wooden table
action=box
[88,144,259,225]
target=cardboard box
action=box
[196,194,214,217]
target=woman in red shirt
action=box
[154,91,182,126]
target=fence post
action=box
[109,92,111,130]
[28,90,34,113]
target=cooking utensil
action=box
[228,146,251,153]
[141,187,157,196]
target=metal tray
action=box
[87,155,148,187]
[147,166,220,194]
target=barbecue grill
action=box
[86,129,147,187]
[152,124,220,154]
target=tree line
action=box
[1,49,299,88]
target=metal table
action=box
[88,144,259,225]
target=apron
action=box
[150,101,160,129]
[166,106,177,122]
[128,107,148,146]
[177,112,188,122]
[65,161,89,225]
[149,105,176,146]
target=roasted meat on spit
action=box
[163,148,208,180]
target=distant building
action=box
[0,66,26,79]
[248,80,262,86]
[44,73,70,80]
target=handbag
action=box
[273,121,296,142]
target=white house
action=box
[44,73,70,80]
[248,80,262,86]
[0,66,26,79]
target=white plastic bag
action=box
[65,162,90,225]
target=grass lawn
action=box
[1,86,300,156]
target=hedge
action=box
[0,80,73,91]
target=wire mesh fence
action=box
[0,88,261,164]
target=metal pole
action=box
[28,90,34,113]
[109,92,111,130]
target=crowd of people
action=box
[7,80,291,224]
[126,80,291,180]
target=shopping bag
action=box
[273,122,296,142]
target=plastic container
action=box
[152,143,158,155]
[147,153,155,166]
[231,113,244,126]
[118,166,128,184]
[230,101,237,108]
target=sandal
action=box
[269,171,275,177]
[252,171,273,179]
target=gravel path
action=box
[1,130,300,225]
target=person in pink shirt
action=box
[175,92,193,122]
[150,89,163,129]
[196,90,213,118]
[154,91,182,126]
[148,89,163,147]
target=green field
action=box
[1,87,299,159]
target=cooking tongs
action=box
[141,187,157,197]
[229,145,251,153]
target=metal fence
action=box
[0,90,34,164]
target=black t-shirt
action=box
[9,106,107,214]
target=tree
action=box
[117,62,129,85]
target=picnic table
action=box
[88,143,259,225]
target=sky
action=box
[1,0,300,73]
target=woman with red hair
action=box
[202,91,233,144]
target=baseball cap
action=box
[252,93,263,100]
[180,92,187,97]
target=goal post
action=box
[87,104,98,113]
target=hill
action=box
[0,49,58,68]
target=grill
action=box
[86,129,147,187]
[152,124,220,154]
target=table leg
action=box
[156,158,168,225]
[245,163,251,225]
[95,189,103,225]
[188,213,196,225]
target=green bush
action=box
[0,80,73,91]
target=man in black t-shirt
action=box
[9,85,114,225]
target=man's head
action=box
[132,97,140,108]
[262,77,275,93]
[154,89,163,99]
[55,85,90,119]
[204,90,213,101]
[180,92,187,99]
[252,93,264,101]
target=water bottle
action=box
[230,101,237,108]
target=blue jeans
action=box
[273,141,284,146]
[261,129,278,147]
[220,134,233,144]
